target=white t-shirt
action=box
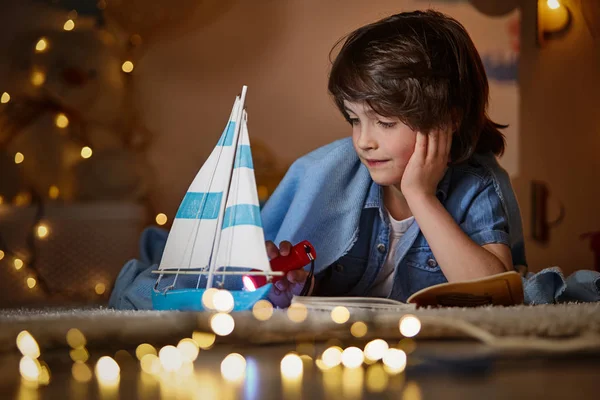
[367,211,415,297]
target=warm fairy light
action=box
[66,328,86,349]
[27,277,36,289]
[201,288,219,310]
[14,192,31,206]
[398,338,417,354]
[364,339,389,362]
[252,299,274,321]
[177,338,199,362]
[192,331,216,349]
[342,367,364,398]
[81,146,93,159]
[14,258,24,270]
[155,213,168,225]
[15,152,24,164]
[64,19,75,31]
[399,315,421,338]
[31,70,45,86]
[321,346,343,368]
[158,345,182,372]
[210,312,235,336]
[39,362,51,385]
[547,0,560,10]
[135,343,157,360]
[95,283,106,295]
[0,196,3,205]
[69,347,89,363]
[366,364,388,393]
[221,353,246,382]
[17,331,40,359]
[350,321,368,338]
[48,185,60,199]
[1,92,9,103]
[0,250,4,260]
[122,61,134,73]
[72,362,92,383]
[20,356,41,381]
[35,38,48,52]
[55,113,69,128]
[213,289,234,313]
[287,303,308,323]
[140,353,161,375]
[382,348,407,374]
[341,347,364,369]
[280,353,303,379]
[331,306,350,324]
[403,381,423,400]
[95,356,120,382]
[36,224,49,239]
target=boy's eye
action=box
[377,121,397,129]
[348,118,360,126]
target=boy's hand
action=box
[265,240,314,308]
[401,127,452,199]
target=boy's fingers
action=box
[265,241,279,260]
[287,269,308,284]
[279,241,292,257]
[275,279,289,292]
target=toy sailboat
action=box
[151,86,284,311]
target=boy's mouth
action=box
[365,159,390,168]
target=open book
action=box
[292,271,524,310]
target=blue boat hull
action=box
[152,283,273,311]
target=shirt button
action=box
[427,258,438,267]
[377,244,386,253]
[335,264,344,272]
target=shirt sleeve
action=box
[461,179,510,247]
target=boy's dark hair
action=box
[328,10,505,163]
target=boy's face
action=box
[345,101,416,187]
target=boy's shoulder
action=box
[449,152,503,187]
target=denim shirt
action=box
[261,138,527,302]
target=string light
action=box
[16,331,40,359]
[14,258,24,270]
[221,353,246,382]
[63,19,75,31]
[48,185,60,199]
[399,315,421,338]
[341,347,364,369]
[95,283,106,295]
[55,113,69,128]
[35,38,48,52]
[31,70,45,86]
[0,195,3,204]
[27,277,36,289]
[81,146,93,159]
[36,224,49,239]
[192,331,216,349]
[331,306,350,324]
[155,213,167,225]
[280,353,303,379]
[158,345,182,372]
[95,356,120,382]
[252,299,274,321]
[0,250,4,260]
[14,152,24,164]
[350,321,368,338]
[121,61,134,73]
[1,92,9,103]
[547,0,560,10]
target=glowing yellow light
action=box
[17,331,40,359]
[221,353,246,382]
[36,224,49,239]
[382,348,407,374]
[158,345,182,372]
[321,346,343,368]
[280,353,303,379]
[201,287,219,310]
[48,185,60,199]
[135,343,156,360]
[0,196,3,205]
[72,362,92,383]
[364,339,389,362]
[287,303,308,323]
[55,113,69,128]
[210,312,235,336]
[350,321,368,338]
[0,250,4,260]
[398,338,417,354]
[399,314,421,338]
[342,366,364,398]
[69,347,89,363]
[15,152,24,164]
[140,353,161,375]
[26,277,36,289]
[341,347,364,369]
[20,356,41,381]
[402,381,422,400]
[14,258,24,270]
[547,0,560,10]
[1,92,9,103]
[96,356,120,382]
[177,338,199,362]
[39,362,51,385]
[252,299,273,321]
[331,306,350,324]
[14,192,31,206]
[155,213,167,225]
[35,38,48,52]
[192,331,216,349]
[31,70,45,86]
[66,328,86,349]
[366,363,388,393]
[257,185,269,201]
[213,289,234,313]
[121,61,134,73]
[64,19,75,31]
[95,283,106,295]
[80,146,93,159]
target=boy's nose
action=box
[355,126,377,150]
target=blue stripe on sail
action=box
[216,121,236,146]
[175,192,222,219]
[222,204,262,229]
[234,145,253,169]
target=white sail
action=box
[214,111,271,273]
[158,94,244,271]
